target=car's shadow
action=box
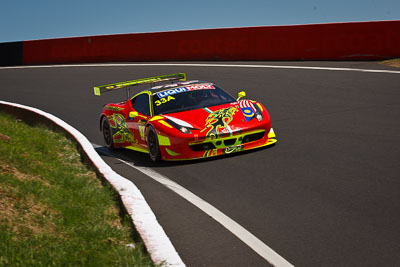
[95,144,276,168]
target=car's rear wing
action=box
[93,73,186,96]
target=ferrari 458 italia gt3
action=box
[94,73,276,162]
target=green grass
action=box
[380,58,400,68]
[0,112,156,266]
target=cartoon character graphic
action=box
[202,106,238,139]
[108,114,135,144]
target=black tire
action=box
[147,126,161,162]
[102,117,114,150]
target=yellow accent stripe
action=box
[266,138,278,145]
[149,115,165,121]
[165,148,180,156]
[157,135,171,146]
[256,103,264,112]
[158,120,173,128]
[126,146,149,153]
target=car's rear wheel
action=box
[102,117,114,149]
[147,126,161,162]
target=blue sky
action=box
[1,0,399,43]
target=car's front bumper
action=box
[158,127,277,161]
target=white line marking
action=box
[95,144,293,267]
[1,62,400,74]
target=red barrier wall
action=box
[23,20,400,64]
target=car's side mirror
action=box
[129,111,139,119]
[237,91,246,101]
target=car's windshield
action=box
[153,85,235,115]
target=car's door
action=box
[127,92,152,150]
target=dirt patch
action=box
[0,185,59,237]
[0,133,10,142]
[380,59,400,68]
[0,160,50,186]
[0,161,59,236]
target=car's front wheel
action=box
[147,126,161,162]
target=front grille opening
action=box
[189,142,216,151]
[190,131,265,151]
[223,138,236,146]
[242,131,265,144]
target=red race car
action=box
[94,73,277,162]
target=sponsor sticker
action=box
[157,84,215,98]
[224,144,244,154]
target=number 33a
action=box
[155,96,175,106]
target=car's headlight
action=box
[179,126,191,134]
[253,104,264,121]
[165,119,193,134]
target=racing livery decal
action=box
[138,125,146,140]
[95,73,276,162]
[108,114,135,144]
[203,144,244,158]
[239,100,256,122]
[224,145,244,154]
[201,106,238,139]
[203,149,218,158]
[104,105,124,112]
[154,96,175,106]
[157,84,215,98]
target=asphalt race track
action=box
[1,62,399,266]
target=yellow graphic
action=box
[139,125,146,140]
[158,120,173,128]
[155,96,175,106]
[108,114,135,144]
[266,128,278,145]
[165,148,180,156]
[157,135,171,146]
[201,107,238,139]
[203,149,218,157]
[149,115,164,121]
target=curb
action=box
[0,100,185,266]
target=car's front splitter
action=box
[160,128,277,161]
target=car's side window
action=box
[131,93,150,116]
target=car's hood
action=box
[162,101,265,134]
